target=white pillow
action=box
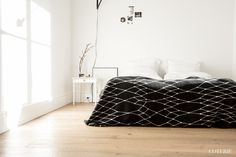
[119,58,162,80]
[164,72,212,80]
[121,66,162,80]
[128,57,161,70]
[167,60,200,73]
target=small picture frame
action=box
[135,12,142,18]
[127,16,133,21]
[129,6,134,15]
[120,17,126,23]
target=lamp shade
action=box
[97,0,103,9]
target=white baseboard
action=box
[19,92,72,125]
[0,93,72,134]
[0,112,7,134]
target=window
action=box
[0,0,52,128]
[1,0,28,111]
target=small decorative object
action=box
[79,74,85,77]
[120,6,142,24]
[127,16,133,24]
[129,6,134,15]
[135,12,142,18]
[120,17,126,23]
[79,43,94,77]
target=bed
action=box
[85,76,236,128]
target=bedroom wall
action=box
[71,0,97,102]
[72,0,235,101]
[0,0,72,133]
[71,0,96,76]
[18,0,72,125]
[233,0,236,81]
[97,0,234,78]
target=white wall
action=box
[72,0,97,102]
[72,0,235,101]
[50,0,72,100]
[233,0,236,81]
[97,0,234,77]
[19,0,72,125]
[72,0,96,76]
[0,0,72,133]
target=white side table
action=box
[72,77,97,106]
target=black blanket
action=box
[86,76,236,128]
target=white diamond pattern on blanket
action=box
[86,76,236,128]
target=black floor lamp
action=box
[97,0,103,10]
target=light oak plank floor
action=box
[0,103,235,157]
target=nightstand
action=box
[72,77,96,106]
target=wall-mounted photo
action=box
[135,12,142,18]
[129,6,134,15]
[127,16,133,24]
[120,6,142,24]
[120,17,126,23]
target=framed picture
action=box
[121,17,126,23]
[135,12,142,18]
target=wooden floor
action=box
[0,103,235,157]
